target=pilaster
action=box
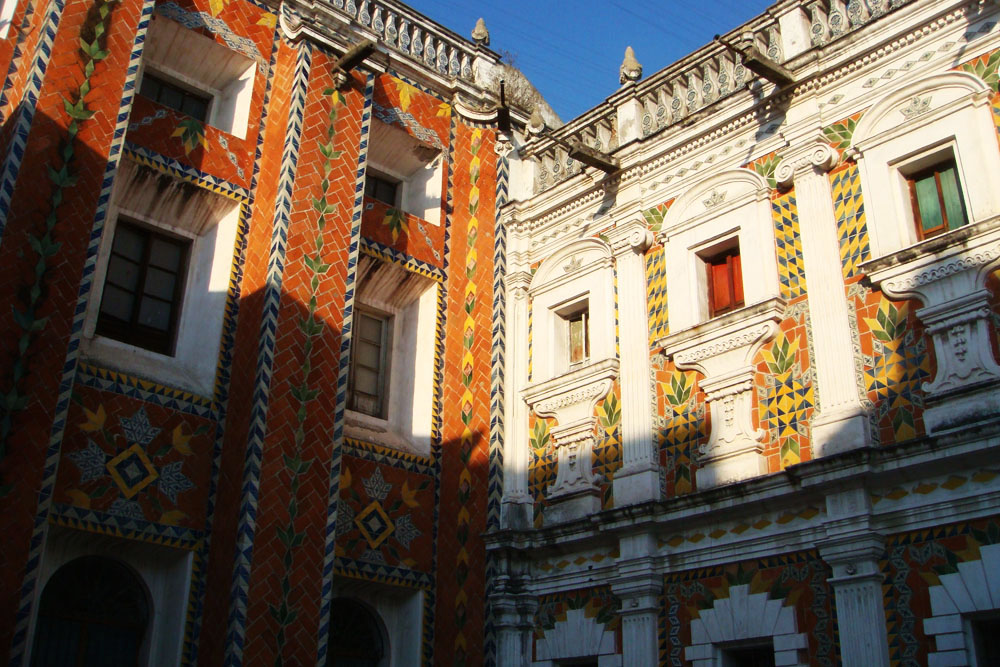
[818,488,890,667]
[607,221,659,506]
[502,269,534,529]
[776,133,872,457]
[613,534,661,667]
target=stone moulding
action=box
[861,218,1000,433]
[659,298,786,489]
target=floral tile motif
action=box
[755,308,815,469]
[528,415,557,527]
[655,359,706,497]
[851,287,931,444]
[337,461,432,572]
[57,397,211,528]
[593,386,622,509]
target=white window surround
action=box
[344,255,437,457]
[528,238,615,383]
[657,168,780,332]
[657,169,784,489]
[532,607,622,667]
[141,16,256,139]
[523,238,617,523]
[81,158,241,397]
[684,584,807,667]
[923,542,1000,667]
[29,526,192,667]
[849,71,1000,259]
[367,119,444,226]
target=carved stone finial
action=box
[472,17,489,45]
[619,46,642,84]
[526,107,546,135]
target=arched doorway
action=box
[327,598,387,667]
[31,555,150,666]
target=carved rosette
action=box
[660,298,785,488]
[524,359,619,500]
[862,221,1000,432]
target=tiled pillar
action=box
[502,270,533,528]
[776,135,871,457]
[819,488,890,667]
[608,220,658,506]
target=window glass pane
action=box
[139,76,159,101]
[143,266,177,301]
[99,285,134,322]
[358,314,383,342]
[568,315,586,364]
[938,166,967,231]
[149,237,183,270]
[914,175,944,233]
[137,297,172,331]
[112,225,145,262]
[105,255,140,291]
[356,340,381,369]
[354,366,379,395]
[157,84,184,113]
[182,95,209,122]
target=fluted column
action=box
[502,270,533,528]
[818,488,890,667]
[607,221,658,506]
[614,535,661,666]
[776,135,871,457]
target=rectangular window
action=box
[364,173,399,206]
[706,246,744,317]
[349,311,390,418]
[139,71,211,122]
[907,158,968,240]
[96,220,189,355]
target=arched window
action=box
[31,556,150,666]
[327,598,387,667]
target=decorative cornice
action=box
[607,220,654,255]
[673,322,776,367]
[880,246,1000,293]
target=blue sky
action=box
[408,0,776,121]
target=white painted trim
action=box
[533,607,620,664]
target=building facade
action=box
[1,0,1000,665]
[0,0,520,663]
[492,0,1000,665]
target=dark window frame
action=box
[96,219,190,356]
[348,309,391,419]
[138,70,212,122]
[705,245,744,318]
[364,172,400,206]
[906,157,969,241]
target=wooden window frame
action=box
[95,219,190,356]
[139,70,212,122]
[705,245,744,318]
[567,308,590,366]
[348,309,391,419]
[906,158,968,241]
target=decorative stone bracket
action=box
[659,298,785,489]
[523,358,619,522]
[861,219,1000,433]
